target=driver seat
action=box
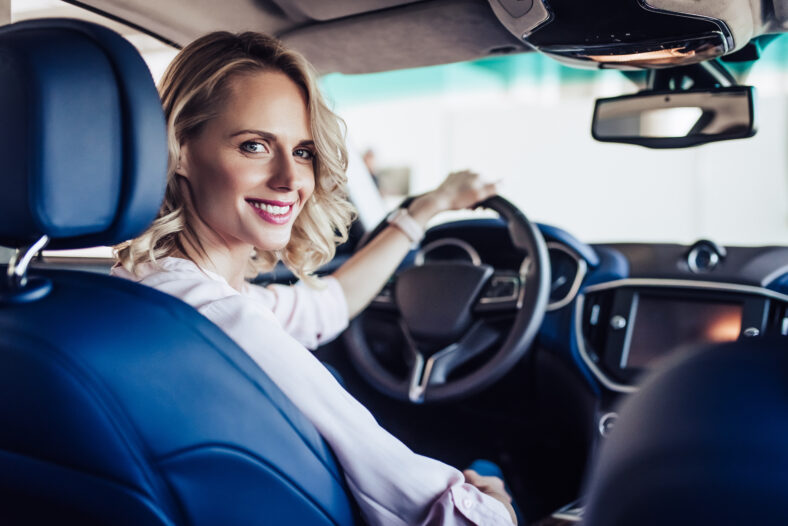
[0,18,358,525]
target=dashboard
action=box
[400,218,788,394]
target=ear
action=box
[176,142,191,179]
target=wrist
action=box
[407,192,446,227]
[386,207,424,247]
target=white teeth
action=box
[251,201,291,215]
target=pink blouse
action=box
[111,257,513,526]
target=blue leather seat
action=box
[582,337,788,526]
[0,18,358,525]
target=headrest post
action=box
[7,235,49,289]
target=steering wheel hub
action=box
[396,262,493,345]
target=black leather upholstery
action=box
[0,18,358,525]
[583,338,788,526]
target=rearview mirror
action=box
[592,86,756,148]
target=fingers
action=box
[462,468,480,483]
[437,170,499,210]
[463,469,517,524]
[462,470,510,501]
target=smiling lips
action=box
[246,198,295,225]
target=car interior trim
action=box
[479,275,520,304]
[576,278,788,393]
[597,412,619,438]
[414,237,482,267]
[546,241,588,311]
[517,255,532,310]
[615,293,639,369]
[583,278,788,302]
[575,292,645,394]
[761,264,788,290]
[400,317,461,404]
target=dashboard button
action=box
[743,327,760,337]
[590,304,601,325]
[480,276,519,303]
[610,315,627,330]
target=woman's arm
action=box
[332,170,497,319]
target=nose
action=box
[268,152,302,192]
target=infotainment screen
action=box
[623,295,743,369]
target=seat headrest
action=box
[583,337,788,526]
[0,18,167,250]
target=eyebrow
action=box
[230,129,314,147]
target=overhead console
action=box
[576,279,788,393]
[486,1,762,148]
[487,0,757,69]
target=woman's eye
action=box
[240,141,266,154]
[294,148,315,161]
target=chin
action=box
[255,237,292,253]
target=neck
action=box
[180,221,251,292]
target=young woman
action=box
[113,31,515,526]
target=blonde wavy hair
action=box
[114,31,354,286]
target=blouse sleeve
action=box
[245,276,349,350]
[198,293,514,526]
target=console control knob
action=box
[610,315,627,330]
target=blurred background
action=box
[11,0,788,248]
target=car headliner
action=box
[68,0,787,75]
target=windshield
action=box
[321,38,788,246]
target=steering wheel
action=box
[344,196,551,403]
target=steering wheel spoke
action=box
[403,321,502,403]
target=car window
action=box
[321,38,788,246]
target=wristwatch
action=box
[386,207,424,247]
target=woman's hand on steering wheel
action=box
[408,170,500,224]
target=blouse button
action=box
[462,498,474,509]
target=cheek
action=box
[200,158,250,199]
[300,167,317,200]
[306,174,317,199]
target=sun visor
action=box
[487,0,757,69]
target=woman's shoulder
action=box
[112,256,240,310]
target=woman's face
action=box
[179,70,316,255]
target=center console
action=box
[576,278,788,393]
[534,279,788,525]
